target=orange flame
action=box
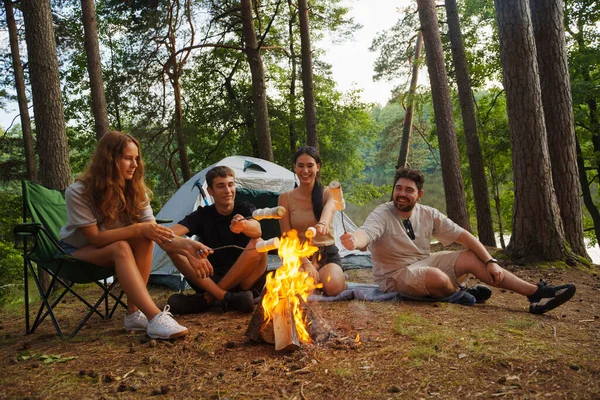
[262,229,321,342]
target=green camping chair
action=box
[13,180,126,339]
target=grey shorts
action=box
[385,251,467,297]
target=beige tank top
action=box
[286,190,335,246]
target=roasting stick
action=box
[198,237,280,254]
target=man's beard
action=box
[394,196,416,212]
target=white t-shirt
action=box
[58,180,155,248]
[357,202,464,288]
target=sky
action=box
[0,0,409,131]
[319,0,410,106]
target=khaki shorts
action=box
[385,251,467,297]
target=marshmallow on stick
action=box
[251,206,286,221]
[305,226,317,239]
[329,181,346,211]
[255,237,280,253]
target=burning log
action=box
[273,297,301,352]
[245,293,332,351]
[244,230,332,352]
[298,295,333,344]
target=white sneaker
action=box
[124,310,148,331]
[147,305,189,339]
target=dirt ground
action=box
[1,257,599,399]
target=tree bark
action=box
[530,0,588,260]
[81,0,110,139]
[494,0,567,262]
[288,1,298,155]
[240,0,274,161]
[445,0,495,247]
[416,0,470,230]
[298,0,318,150]
[4,0,37,181]
[397,32,422,169]
[22,0,72,190]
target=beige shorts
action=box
[385,251,467,297]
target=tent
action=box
[150,155,370,289]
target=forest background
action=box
[0,0,599,305]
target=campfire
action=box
[245,229,332,352]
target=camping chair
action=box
[13,180,126,339]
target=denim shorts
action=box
[58,240,79,256]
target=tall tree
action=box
[565,0,600,246]
[298,0,318,149]
[22,0,71,190]
[164,0,194,181]
[81,0,109,139]
[4,0,37,181]
[396,32,422,169]
[287,0,299,154]
[416,0,470,230]
[240,0,274,161]
[494,0,567,261]
[530,0,588,259]
[446,0,495,246]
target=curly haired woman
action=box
[59,131,189,339]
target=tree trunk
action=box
[240,0,274,162]
[4,0,37,182]
[22,0,72,293]
[576,138,600,248]
[172,69,192,182]
[445,0,495,247]
[530,0,588,260]
[416,0,470,230]
[166,0,192,182]
[397,32,422,169]
[494,0,567,262]
[81,0,110,139]
[288,1,298,155]
[22,0,72,190]
[298,0,318,150]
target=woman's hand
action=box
[140,222,175,246]
[301,261,320,284]
[315,221,329,236]
[189,240,213,259]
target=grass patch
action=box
[394,312,429,338]
[504,317,535,330]
[333,367,353,377]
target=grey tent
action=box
[150,156,370,289]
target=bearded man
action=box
[340,167,575,314]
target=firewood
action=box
[273,297,301,352]
[298,295,333,344]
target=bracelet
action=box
[316,221,326,226]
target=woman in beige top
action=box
[278,146,347,296]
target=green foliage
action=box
[0,184,24,304]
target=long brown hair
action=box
[79,131,151,228]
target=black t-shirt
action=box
[178,201,256,272]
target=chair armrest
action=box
[14,222,42,236]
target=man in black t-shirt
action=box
[165,166,268,314]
